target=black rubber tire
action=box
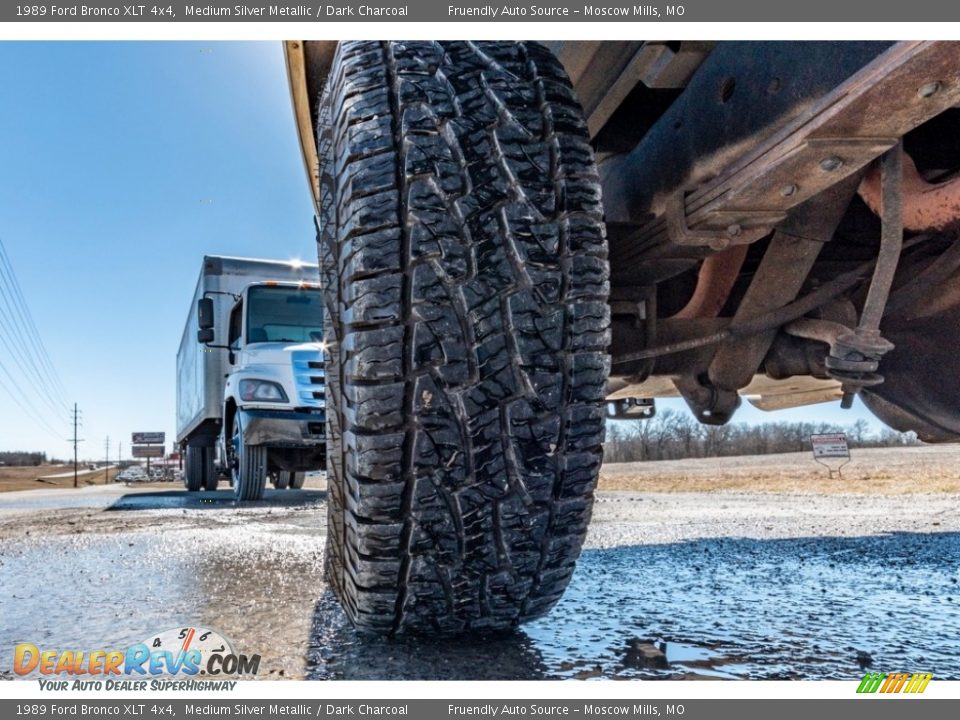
[231,417,267,502]
[201,448,217,492]
[274,471,291,490]
[184,445,203,492]
[289,472,306,489]
[317,41,610,635]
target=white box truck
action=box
[176,255,326,500]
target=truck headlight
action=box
[239,379,288,403]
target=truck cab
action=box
[177,256,326,500]
[219,282,326,496]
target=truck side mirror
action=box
[198,297,215,330]
[197,328,214,344]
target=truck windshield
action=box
[246,286,323,344]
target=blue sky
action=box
[0,42,316,459]
[0,41,882,460]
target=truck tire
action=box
[231,417,267,501]
[317,41,610,634]
[184,445,203,492]
[201,448,217,492]
[289,472,306,489]
[273,471,291,490]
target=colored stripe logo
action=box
[857,672,932,694]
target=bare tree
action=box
[604,416,920,463]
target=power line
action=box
[0,307,69,421]
[0,236,72,410]
[0,234,74,449]
[0,236,71,404]
[0,268,71,415]
[0,356,66,440]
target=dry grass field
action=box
[3,445,958,495]
[0,464,118,492]
[598,444,960,494]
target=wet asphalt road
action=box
[1,484,958,681]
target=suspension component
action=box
[826,141,903,407]
[605,398,657,421]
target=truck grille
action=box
[292,349,325,408]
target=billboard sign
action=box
[131,444,164,458]
[132,432,165,444]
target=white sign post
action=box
[810,433,851,478]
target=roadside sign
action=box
[132,432,165,444]
[810,433,851,478]
[811,433,850,458]
[131,445,164,458]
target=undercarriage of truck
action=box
[567,41,960,442]
[285,40,960,634]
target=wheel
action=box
[274,471,291,490]
[201,448,217,491]
[289,472,306,489]
[184,445,203,492]
[230,416,267,501]
[317,41,610,634]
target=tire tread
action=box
[319,41,609,634]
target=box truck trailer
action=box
[176,255,326,500]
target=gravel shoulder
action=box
[1,451,958,681]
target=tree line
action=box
[604,410,920,464]
[0,451,48,466]
[2,414,920,468]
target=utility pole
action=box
[69,403,83,488]
[104,436,110,484]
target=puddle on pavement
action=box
[2,502,958,681]
[305,531,960,680]
[0,506,328,680]
[107,489,327,512]
[0,493,119,512]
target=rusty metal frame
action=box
[612,41,960,265]
[664,190,778,250]
[546,41,714,139]
[672,245,749,320]
[859,149,960,231]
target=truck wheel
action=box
[289,472,306,489]
[201,448,217,492]
[317,41,609,634]
[274,471,291,489]
[231,417,267,501]
[184,446,203,492]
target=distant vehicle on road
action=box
[117,467,148,483]
[176,256,325,500]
